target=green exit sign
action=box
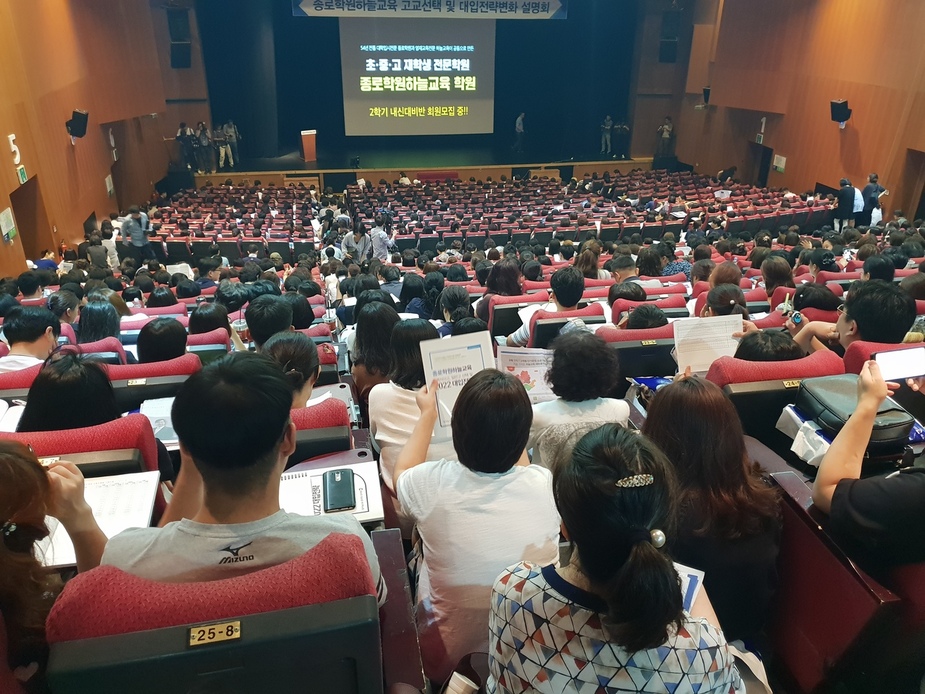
[16,165,26,184]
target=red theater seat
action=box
[843,341,916,375]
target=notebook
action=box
[278,459,383,524]
[36,470,160,568]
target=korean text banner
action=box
[294,0,566,20]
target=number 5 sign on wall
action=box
[8,135,20,165]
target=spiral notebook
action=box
[36,471,160,569]
[278,459,383,524]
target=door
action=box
[745,141,774,188]
[8,175,53,262]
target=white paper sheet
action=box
[37,471,160,568]
[496,347,555,404]
[674,561,706,612]
[140,397,177,446]
[420,331,494,430]
[672,315,743,373]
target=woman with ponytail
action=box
[262,331,321,409]
[702,284,750,319]
[487,424,743,693]
[436,285,472,337]
[406,271,445,320]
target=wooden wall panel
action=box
[0,0,184,277]
[678,0,925,223]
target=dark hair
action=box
[863,254,895,283]
[710,261,741,288]
[263,331,320,395]
[608,281,646,306]
[137,318,187,363]
[550,266,584,308]
[900,272,925,301]
[809,248,839,274]
[635,248,662,277]
[176,280,201,299]
[705,284,748,318]
[77,302,119,343]
[547,332,620,401]
[215,280,251,314]
[421,271,445,318]
[145,286,178,308]
[389,319,438,390]
[438,286,471,323]
[734,330,804,362]
[122,286,143,304]
[245,295,293,348]
[189,302,231,336]
[16,272,40,298]
[626,304,668,330]
[398,273,425,308]
[18,354,120,432]
[280,292,313,329]
[761,255,795,297]
[554,424,681,652]
[46,291,79,321]
[643,377,779,539]
[172,353,293,496]
[485,258,523,297]
[0,294,20,318]
[844,279,916,343]
[793,283,841,311]
[452,317,488,335]
[3,307,59,347]
[353,302,400,376]
[452,369,531,473]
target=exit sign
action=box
[16,165,26,184]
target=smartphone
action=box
[874,346,925,381]
[322,469,356,513]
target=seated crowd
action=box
[4,174,925,693]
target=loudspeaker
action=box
[830,100,852,123]
[170,42,192,69]
[66,110,89,138]
[166,8,190,42]
[702,86,711,105]
[658,39,678,63]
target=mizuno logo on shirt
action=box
[218,541,254,564]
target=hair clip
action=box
[614,474,654,488]
[650,529,667,548]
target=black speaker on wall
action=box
[659,39,678,63]
[166,8,191,42]
[703,86,711,105]
[171,42,192,69]
[830,100,852,123]
[66,110,89,138]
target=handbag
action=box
[795,374,914,450]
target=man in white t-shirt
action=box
[392,369,560,683]
[506,266,584,347]
[100,353,385,603]
[0,306,60,373]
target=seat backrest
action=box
[0,363,43,392]
[104,354,203,412]
[769,471,900,693]
[816,270,861,286]
[288,398,352,467]
[526,303,606,348]
[843,341,911,375]
[45,534,380,694]
[72,337,127,364]
[486,291,547,338]
[770,285,797,309]
[186,327,232,350]
[132,304,188,316]
[706,349,846,389]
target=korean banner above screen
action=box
[339,18,495,136]
[293,0,567,20]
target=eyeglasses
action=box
[1,520,49,554]
[837,304,846,315]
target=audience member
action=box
[507,267,584,347]
[487,424,742,692]
[351,302,400,414]
[475,258,523,322]
[527,331,627,469]
[394,370,560,681]
[99,353,385,603]
[625,304,669,330]
[0,307,60,373]
[46,291,79,325]
[734,330,803,362]
[262,331,320,408]
[77,301,121,344]
[436,286,471,337]
[644,377,781,642]
[137,318,187,363]
[244,294,293,349]
[862,255,895,283]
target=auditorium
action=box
[3,0,925,692]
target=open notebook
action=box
[279,459,383,525]
[35,471,160,569]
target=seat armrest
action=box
[372,529,424,692]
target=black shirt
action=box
[836,186,855,219]
[670,503,781,644]
[862,183,885,212]
[828,467,925,570]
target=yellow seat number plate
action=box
[188,620,241,647]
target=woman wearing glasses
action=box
[0,441,104,690]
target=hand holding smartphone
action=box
[874,346,925,381]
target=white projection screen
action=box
[339,18,495,136]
